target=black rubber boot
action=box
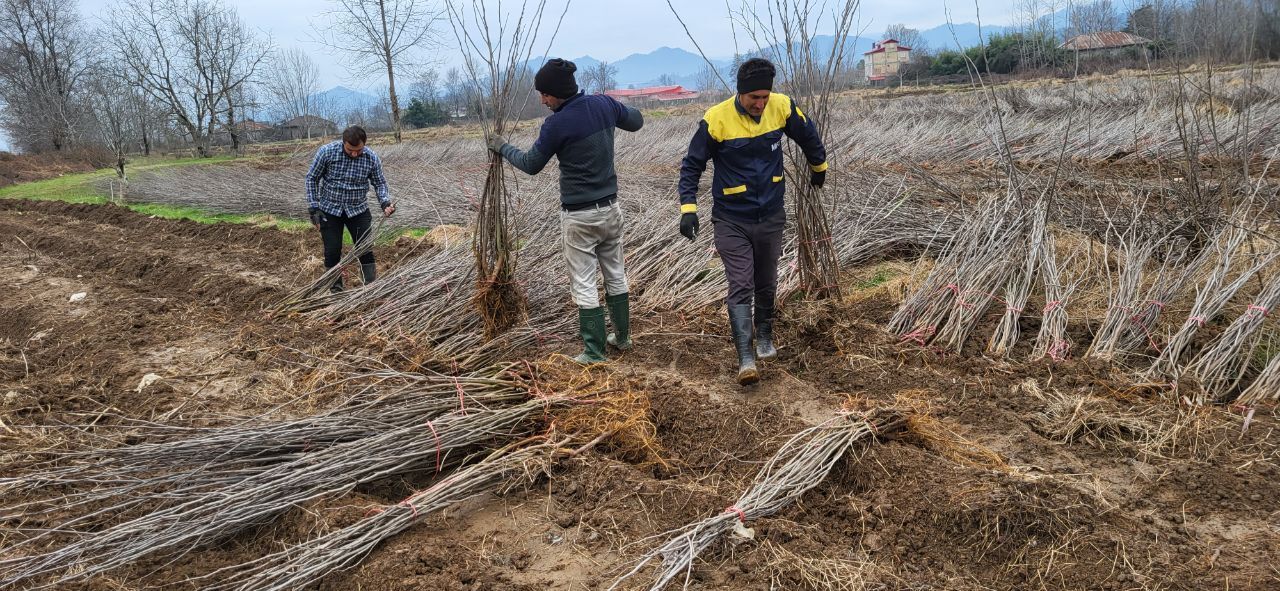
[728,304,759,385]
[361,262,377,285]
[605,292,632,350]
[573,307,608,364]
[755,305,777,360]
[327,266,344,294]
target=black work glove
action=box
[679,212,699,241]
[810,170,826,188]
[308,207,322,228]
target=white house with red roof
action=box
[864,39,912,83]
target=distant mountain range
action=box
[554,22,1014,90]
[309,86,380,116]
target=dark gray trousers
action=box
[712,209,785,308]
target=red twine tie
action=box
[451,361,468,414]
[900,325,936,346]
[425,420,443,474]
[1047,339,1070,362]
[724,505,746,523]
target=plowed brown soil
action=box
[2,199,1277,591]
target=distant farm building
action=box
[279,115,338,141]
[233,119,273,143]
[211,119,274,145]
[864,39,912,83]
[1060,31,1152,60]
[605,85,700,107]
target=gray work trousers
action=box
[561,202,628,308]
[713,209,786,308]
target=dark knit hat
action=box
[736,57,776,94]
[535,58,578,99]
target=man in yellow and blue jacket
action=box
[678,57,828,385]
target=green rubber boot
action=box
[605,292,632,351]
[573,306,608,364]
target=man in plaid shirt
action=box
[305,126,396,292]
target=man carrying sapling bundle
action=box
[676,58,829,385]
[486,58,644,364]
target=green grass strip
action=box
[1,157,429,242]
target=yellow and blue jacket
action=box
[678,93,827,223]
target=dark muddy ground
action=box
[1,200,1277,590]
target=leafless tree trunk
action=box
[126,78,160,156]
[316,0,441,143]
[85,67,137,196]
[0,0,89,153]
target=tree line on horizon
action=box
[0,0,1276,164]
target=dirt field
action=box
[2,197,1277,590]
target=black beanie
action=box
[736,57,775,94]
[535,58,578,99]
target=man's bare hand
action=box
[383,203,396,217]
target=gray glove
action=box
[485,133,506,154]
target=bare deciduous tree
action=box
[204,8,270,153]
[0,0,89,152]
[693,63,720,94]
[315,0,442,142]
[115,0,270,157]
[1013,0,1066,71]
[264,47,322,135]
[443,65,465,117]
[580,60,618,94]
[882,23,928,55]
[409,67,440,102]
[1067,0,1119,38]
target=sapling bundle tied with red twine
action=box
[446,0,570,339]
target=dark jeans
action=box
[712,209,785,308]
[319,209,375,268]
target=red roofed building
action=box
[605,85,700,107]
[864,39,912,83]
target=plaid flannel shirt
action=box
[305,141,391,217]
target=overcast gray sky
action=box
[75,0,1016,90]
